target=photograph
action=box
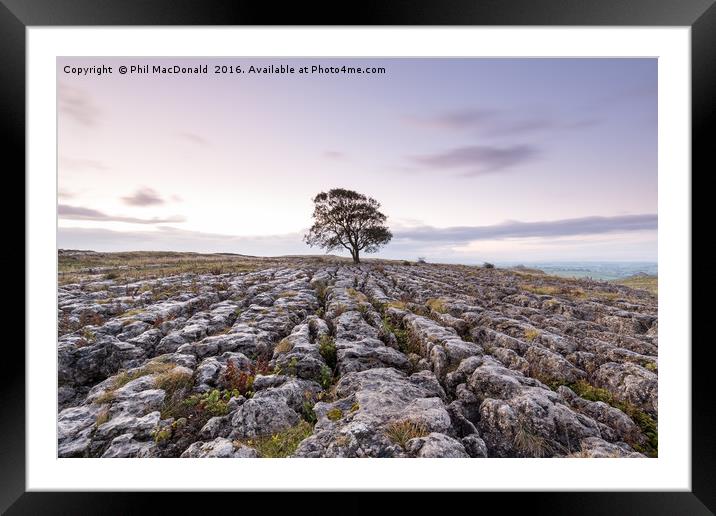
[56,57,658,459]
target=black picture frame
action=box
[3,0,710,513]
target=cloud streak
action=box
[178,132,209,146]
[406,107,599,137]
[58,83,101,126]
[404,108,499,130]
[58,204,185,225]
[59,156,109,171]
[394,214,657,244]
[122,187,165,206]
[410,144,538,175]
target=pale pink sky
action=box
[58,58,657,263]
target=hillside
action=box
[614,274,658,296]
[57,251,658,458]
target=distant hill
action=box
[613,274,658,295]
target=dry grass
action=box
[347,288,368,302]
[58,250,265,285]
[384,419,429,449]
[235,421,314,458]
[520,283,587,300]
[614,274,658,296]
[426,298,448,313]
[274,338,294,354]
[513,420,549,457]
[95,406,111,427]
[524,328,540,342]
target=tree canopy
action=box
[304,188,392,263]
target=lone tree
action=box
[304,188,392,264]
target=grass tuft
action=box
[384,419,429,449]
[237,421,314,458]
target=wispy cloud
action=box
[59,156,109,171]
[394,214,657,244]
[405,107,599,137]
[121,187,165,207]
[178,132,209,146]
[404,108,499,130]
[410,144,538,175]
[58,204,185,225]
[58,83,101,126]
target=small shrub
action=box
[279,290,299,298]
[318,335,337,370]
[74,338,90,348]
[384,419,429,449]
[318,365,333,390]
[313,281,328,305]
[154,368,193,417]
[326,408,343,421]
[644,362,657,372]
[79,311,104,328]
[238,420,314,458]
[357,304,370,317]
[185,389,230,417]
[220,359,254,396]
[483,262,495,269]
[350,402,360,413]
[417,257,426,264]
[381,317,419,355]
[302,400,317,424]
[286,357,299,376]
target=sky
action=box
[57,58,657,263]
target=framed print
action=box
[3,0,712,512]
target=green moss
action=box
[152,426,172,444]
[570,379,658,457]
[326,408,343,421]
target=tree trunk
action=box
[352,248,360,264]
